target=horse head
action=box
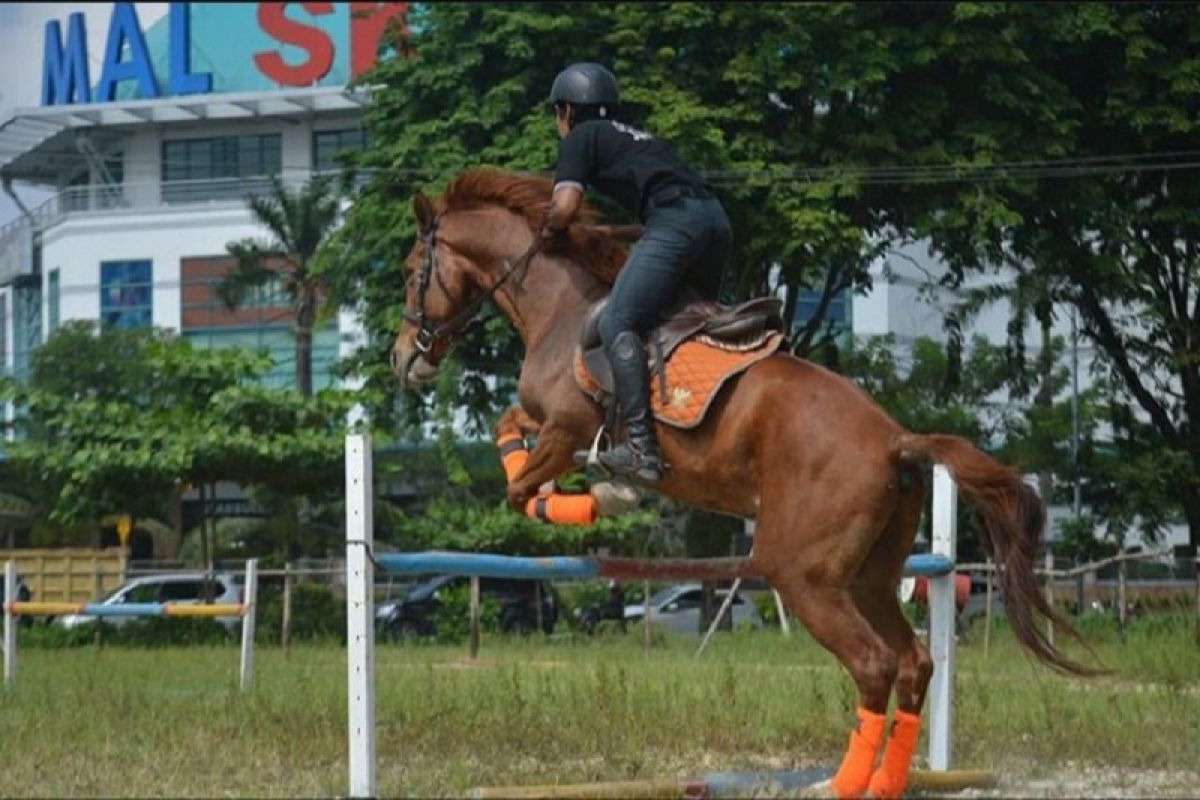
[391,189,517,388]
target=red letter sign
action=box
[350,2,408,78]
[254,2,335,86]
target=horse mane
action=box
[437,168,627,285]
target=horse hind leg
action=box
[851,477,933,799]
[754,500,899,800]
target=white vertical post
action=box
[346,434,376,798]
[928,465,958,771]
[4,560,15,688]
[239,559,258,692]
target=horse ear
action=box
[412,191,435,233]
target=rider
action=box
[541,62,733,484]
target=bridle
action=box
[402,213,541,356]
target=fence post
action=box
[695,577,741,657]
[93,565,104,650]
[1194,557,1199,647]
[469,575,481,660]
[346,434,376,799]
[1117,557,1128,640]
[643,580,651,653]
[928,465,957,772]
[282,560,293,652]
[983,558,993,658]
[239,559,258,692]
[1044,551,1055,648]
[4,560,15,687]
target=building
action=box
[0,2,404,387]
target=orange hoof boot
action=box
[831,707,887,799]
[867,710,921,799]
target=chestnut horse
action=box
[390,169,1091,798]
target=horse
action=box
[389,168,1094,799]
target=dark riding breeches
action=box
[596,196,732,348]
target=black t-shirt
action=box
[553,119,706,221]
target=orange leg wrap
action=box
[867,710,921,799]
[525,494,598,525]
[831,707,887,799]
[497,433,529,482]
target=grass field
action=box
[1,618,1198,797]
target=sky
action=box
[0,3,168,227]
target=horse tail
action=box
[894,432,1101,677]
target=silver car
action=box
[624,583,764,635]
[54,572,242,631]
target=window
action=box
[666,590,703,610]
[122,583,159,604]
[47,269,60,333]
[794,288,850,327]
[101,260,153,329]
[159,581,203,601]
[162,134,282,201]
[313,128,366,172]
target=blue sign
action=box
[43,3,213,106]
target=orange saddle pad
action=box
[574,331,785,429]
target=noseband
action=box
[403,213,541,355]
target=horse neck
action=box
[452,210,606,350]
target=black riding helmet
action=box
[549,63,619,115]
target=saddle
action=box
[575,294,787,429]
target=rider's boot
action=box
[597,330,663,484]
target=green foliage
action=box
[0,322,351,531]
[428,581,501,643]
[19,618,232,648]
[384,495,656,557]
[256,583,347,644]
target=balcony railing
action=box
[0,172,346,285]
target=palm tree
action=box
[221,174,341,397]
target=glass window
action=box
[162,135,282,202]
[668,590,703,610]
[101,260,153,329]
[123,583,160,603]
[47,269,60,333]
[159,581,203,601]
[314,128,367,172]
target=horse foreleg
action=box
[494,404,541,440]
[504,423,580,513]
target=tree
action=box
[0,322,352,558]
[331,3,934,429]
[857,4,1200,548]
[222,174,343,397]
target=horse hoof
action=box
[591,481,640,516]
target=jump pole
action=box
[4,559,259,692]
[346,433,376,799]
[4,560,15,687]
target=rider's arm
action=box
[544,184,583,235]
[545,123,594,236]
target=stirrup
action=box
[573,426,613,476]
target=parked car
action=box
[623,583,763,635]
[0,570,34,628]
[54,572,242,631]
[376,574,558,639]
